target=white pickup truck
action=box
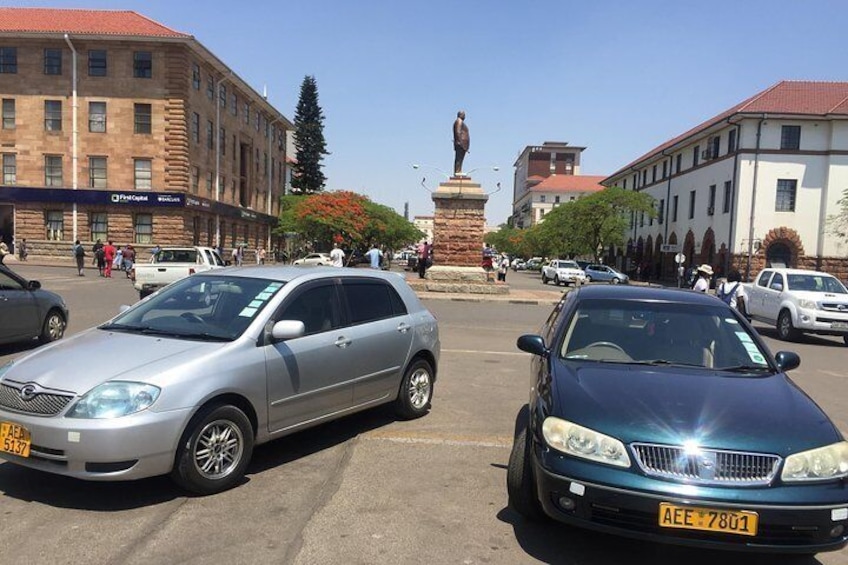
[132,246,225,299]
[541,259,586,287]
[745,267,848,346]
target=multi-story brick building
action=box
[510,142,605,228]
[604,81,848,282]
[0,8,293,259]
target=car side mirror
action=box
[517,334,548,357]
[26,280,41,290]
[771,283,783,291]
[774,351,800,372]
[271,320,306,341]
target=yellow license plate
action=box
[0,421,31,458]
[659,502,758,536]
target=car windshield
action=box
[559,298,771,372]
[786,274,847,294]
[100,275,286,341]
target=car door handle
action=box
[397,322,410,334]
[334,336,352,348]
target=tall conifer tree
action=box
[291,75,329,193]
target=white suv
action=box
[541,260,586,287]
[746,268,848,345]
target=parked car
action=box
[584,264,629,284]
[541,260,586,286]
[509,285,847,554]
[745,268,848,345]
[292,252,332,266]
[132,246,225,299]
[0,266,439,494]
[0,265,68,346]
[511,258,526,271]
[525,257,544,271]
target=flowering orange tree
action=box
[277,191,422,250]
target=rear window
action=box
[155,249,198,263]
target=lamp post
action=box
[214,73,233,249]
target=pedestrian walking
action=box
[112,245,124,272]
[693,264,712,292]
[717,270,749,319]
[123,245,135,277]
[72,240,86,275]
[482,245,495,282]
[329,243,345,267]
[0,240,9,265]
[103,240,116,278]
[18,238,27,261]
[497,254,509,283]
[257,246,266,265]
[93,240,105,276]
[417,241,432,279]
[365,244,383,269]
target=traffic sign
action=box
[674,253,685,264]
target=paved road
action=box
[0,264,845,564]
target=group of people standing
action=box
[73,240,136,277]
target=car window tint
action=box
[278,284,340,335]
[387,285,408,316]
[756,271,772,287]
[344,281,395,324]
[0,270,24,291]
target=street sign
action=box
[674,253,686,264]
[661,244,681,253]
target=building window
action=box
[219,83,226,108]
[191,166,199,193]
[207,120,214,149]
[708,185,716,215]
[191,63,201,90]
[90,212,108,242]
[244,103,250,125]
[2,154,16,184]
[88,50,107,76]
[662,160,667,179]
[672,195,678,222]
[658,199,664,224]
[255,112,261,132]
[206,75,214,100]
[191,112,200,143]
[46,210,64,241]
[2,99,14,129]
[728,129,737,153]
[44,100,62,131]
[134,103,152,134]
[88,101,106,132]
[688,190,696,219]
[675,154,682,174]
[539,195,546,203]
[652,164,657,183]
[723,181,732,213]
[776,179,797,212]
[206,171,213,196]
[639,212,644,227]
[622,179,627,190]
[633,173,638,188]
[207,218,214,246]
[230,93,237,116]
[554,195,560,204]
[220,128,226,156]
[45,155,63,186]
[780,125,801,150]
[693,145,700,167]
[0,47,17,74]
[134,213,153,244]
[133,51,152,78]
[134,159,152,190]
[711,135,720,158]
[44,48,62,75]
[89,156,107,188]
[641,170,647,185]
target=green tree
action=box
[361,200,423,251]
[539,187,655,261]
[291,75,329,194]
[485,225,526,256]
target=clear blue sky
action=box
[18,0,848,224]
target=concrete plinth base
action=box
[408,266,510,294]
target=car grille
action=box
[631,443,780,486]
[820,303,848,313]
[0,383,74,416]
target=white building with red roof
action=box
[511,141,605,229]
[603,80,848,282]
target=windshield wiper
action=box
[716,365,772,373]
[99,322,139,331]
[101,323,229,341]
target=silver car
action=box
[0,265,68,346]
[0,267,439,494]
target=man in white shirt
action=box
[717,270,748,316]
[330,243,345,267]
[693,264,712,292]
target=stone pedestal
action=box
[421,175,509,295]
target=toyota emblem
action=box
[19,384,37,402]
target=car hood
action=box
[2,328,221,394]
[550,361,840,455]
[794,291,848,305]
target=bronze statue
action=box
[453,110,469,176]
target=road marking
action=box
[442,348,528,357]
[363,430,511,448]
[819,370,847,378]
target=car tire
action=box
[39,309,66,343]
[585,275,592,283]
[507,426,544,521]
[554,275,561,286]
[394,358,434,419]
[777,310,800,341]
[541,274,548,284]
[612,277,621,284]
[843,335,848,347]
[171,404,254,495]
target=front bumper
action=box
[533,447,848,554]
[796,308,848,336]
[0,406,193,481]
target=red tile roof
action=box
[607,81,848,180]
[0,8,190,38]
[529,174,606,193]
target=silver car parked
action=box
[0,267,439,494]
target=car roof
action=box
[573,284,723,306]
[759,268,837,277]
[194,265,406,285]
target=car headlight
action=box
[67,381,161,419]
[0,362,13,380]
[781,441,848,482]
[798,299,818,310]
[542,417,631,468]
